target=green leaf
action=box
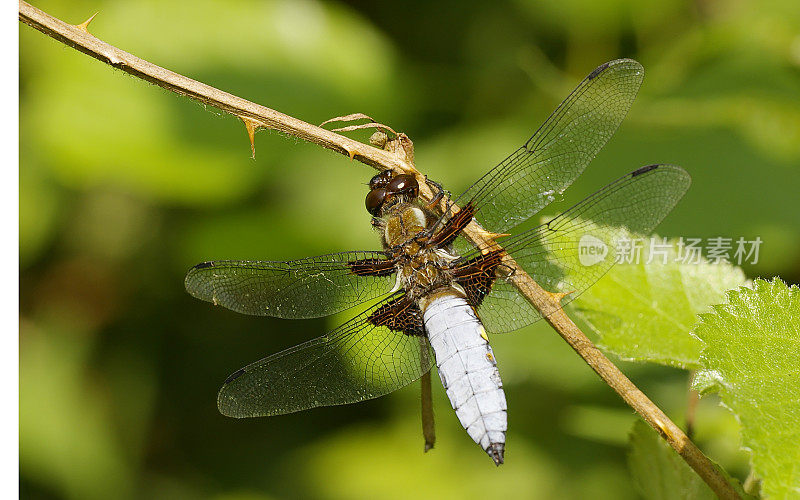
[572,236,747,368]
[692,278,800,499]
[627,420,753,499]
[628,420,716,499]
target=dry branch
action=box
[17,1,411,170]
[19,2,739,498]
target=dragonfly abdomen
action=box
[423,292,507,465]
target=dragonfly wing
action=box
[185,251,397,319]
[464,164,691,333]
[218,294,434,417]
[451,58,644,249]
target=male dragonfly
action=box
[185,59,690,465]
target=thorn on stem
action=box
[474,227,511,241]
[240,116,260,159]
[342,144,369,160]
[548,290,575,304]
[75,12,98,34]
[653,417,674,441]
[485,231,511,240]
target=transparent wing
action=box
[462,164,691,333]
[217,295,434,417]
[451,59,644,241]
[185,251,396,319]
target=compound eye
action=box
[386,174,419,198]
[368,170,393,190]
[365,188,387,216]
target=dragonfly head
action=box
[365,172,419,216]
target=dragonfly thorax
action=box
[383,204,430,247]
[381,202,459,302]
[399,248,460,302]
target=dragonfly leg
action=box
[496,261,516,278]
[370,216,386,229]
[424,176,449,209]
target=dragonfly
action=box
[185,58,690,466]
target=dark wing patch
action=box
[348,257,398,277]
[428,202,476,249]
[368,293,424,336]
[452,250,505,307]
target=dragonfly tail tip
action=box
[488,443,504,466]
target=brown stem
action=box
[420,372,436,452]
[17,1,412,172]
[19,2,738,498]
[419,337,436,451]
[547,312,735,498]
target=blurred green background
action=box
[19,0,800,498]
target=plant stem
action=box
[19,2,739,497]
[420,373,436,452]
[17,1,411,173]
[420,337,436,451]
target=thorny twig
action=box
[19,2,739,498]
